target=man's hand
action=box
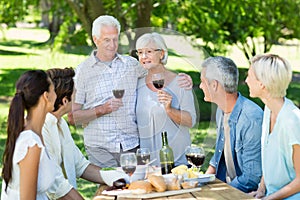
[102,98,123,114]
[178,73,193,90]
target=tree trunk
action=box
[66,0,105,44]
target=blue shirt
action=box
[262,98,300,199]
[209,93,263,192]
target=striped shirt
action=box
[74,51,147,152]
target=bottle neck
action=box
[161,132,168,146]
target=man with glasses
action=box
[199,56,263,192]
[70,15,192,167]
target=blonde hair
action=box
[250,54,292,98]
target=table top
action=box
[93,178,257,200]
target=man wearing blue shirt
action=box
[199,56,263,192]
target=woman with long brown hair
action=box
[1,70,57,200]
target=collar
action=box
[90,50,124,67]
[46,112,58,124]
[224,92,245,124]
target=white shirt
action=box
[1,130,56,200]
[42,113,90,199]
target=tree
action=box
[174,0,300,61]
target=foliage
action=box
[174,0,300,60]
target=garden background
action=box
[1,0,300,199]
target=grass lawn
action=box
[0,27,300,199]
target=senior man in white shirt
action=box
[42,68,103,200]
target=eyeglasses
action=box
[135,48,161,57]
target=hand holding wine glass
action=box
[120,153,137,183]
[185,145,205,172]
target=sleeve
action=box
[74,145,90,178]
[42,120,74,198]
[14,132,43,164]
[179,87,197,127]
[230,112,263,192]
[134,59,147,78]
[74,64,86,105]
[47,165,73,199]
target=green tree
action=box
[175,0,300,60]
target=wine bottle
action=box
[159,131,174,174]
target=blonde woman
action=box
[246,54,300,199]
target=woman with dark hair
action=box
[1,70,57,200]
[43,68,103,199]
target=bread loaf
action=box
[148,175,167,192]
[128,180,153,194]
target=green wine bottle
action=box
[159,131,174,174]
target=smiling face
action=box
[137,43,164,70]
[93,25,119,61]
[245,66,262,98]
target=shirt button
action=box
[219,150,221,153]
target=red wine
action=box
[153,79,164,89]
[137,154,150,165]
[161,162,174,174]
[113,89,125,98]
[185,154,205,167]
[122,165,136,176]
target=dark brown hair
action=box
[46,67,75,112]
[2,70,51,191]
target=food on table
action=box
[181,181,198,189]
[101,167,117,171]
[171,164,199,178]
[166,177,181,190]
[148,175,167,192]
[128,180,153,194]
[171,165,188,175]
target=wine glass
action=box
[136,148,151,165]
[185,145,205,172]
[152,73,165,90]
[120,152,137,183]
[112,89,125,99]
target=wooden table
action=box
[93,179,257,200]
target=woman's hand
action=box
[157,90,172,109]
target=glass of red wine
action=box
[112,89,125,99]
[185,145,205,172]
[120,152,137,183]
[136,148,151,165]
[152,73,165,90]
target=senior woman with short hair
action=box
[246,54,300,200]
[135,32,197,167]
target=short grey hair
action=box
[250,54,292,98]
[136,32,168,65]
[92,15,121,38]
[201,56,239,93]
